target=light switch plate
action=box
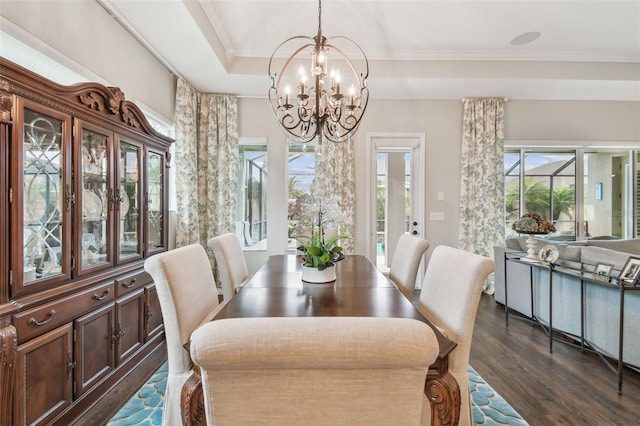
[430,212,445,221]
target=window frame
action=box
[238,138,268,250]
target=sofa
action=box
[494,237,640,369]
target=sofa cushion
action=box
[580,246,630,271]
[505,238,525,251]
[586,239,640,256]
[505,238,583,263]
[532,241,582,264]
[553,243,582,263]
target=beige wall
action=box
[506,101,640,141]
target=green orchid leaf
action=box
[307,246,323,257]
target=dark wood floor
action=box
[75,293,640,425]
[470,293,640,426]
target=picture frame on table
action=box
[618,256,640,285]
[593,262,613,281]
[538,245,559,264]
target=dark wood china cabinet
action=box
[0,57,171,426]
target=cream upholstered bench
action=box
[190,316,440,426]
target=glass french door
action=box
[367,134,425,274]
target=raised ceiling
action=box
[100,0,640,101]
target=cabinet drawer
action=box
[115,270,152,297]
[14,281,115,344]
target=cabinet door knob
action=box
[67,352,76,380]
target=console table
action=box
[504,252,640,394]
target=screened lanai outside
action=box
[375,151,412,273]
[505,149,639,241]
[287,144,317,250]
[505,151,576,239]
[238,146,267,248]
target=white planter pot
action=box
[301,265,336,283]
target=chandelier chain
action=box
[317,0,322,38]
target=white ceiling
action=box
[100,0,640,101]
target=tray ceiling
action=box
[100,0,640,101]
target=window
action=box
[287,144,317,250]
[505,148,639,240]
[238,145,267,248]
[505,151,576,238]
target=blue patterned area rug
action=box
[108,362,528,425]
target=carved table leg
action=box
[425,370,461,426]
[0,324,17,426]
[181,365,206,426]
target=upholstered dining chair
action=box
[388,234,430,301]
[416,245,495,426]
[208,233,251,302]
[190,316,440,426]
[144,244,225,426]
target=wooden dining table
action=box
[181,254,461,426]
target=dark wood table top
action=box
[214,254,456,360]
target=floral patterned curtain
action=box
[315,138,356,254]
[174,77,239,249]
[458,98,505,294]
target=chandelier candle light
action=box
[268,0,369,144]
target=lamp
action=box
[268,0,369,145]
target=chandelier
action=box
[268,0,369,145]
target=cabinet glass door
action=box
[117,140,142,262]
[78,123,112,273]
[146,149,165,254]
[21,106,70,291]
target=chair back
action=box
[417,245,495,426]
[144,244,221,426]
[389,234,430,300]
[208,233,250,301]
[190,317,439,426]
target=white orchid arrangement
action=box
[290,191,348,270]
